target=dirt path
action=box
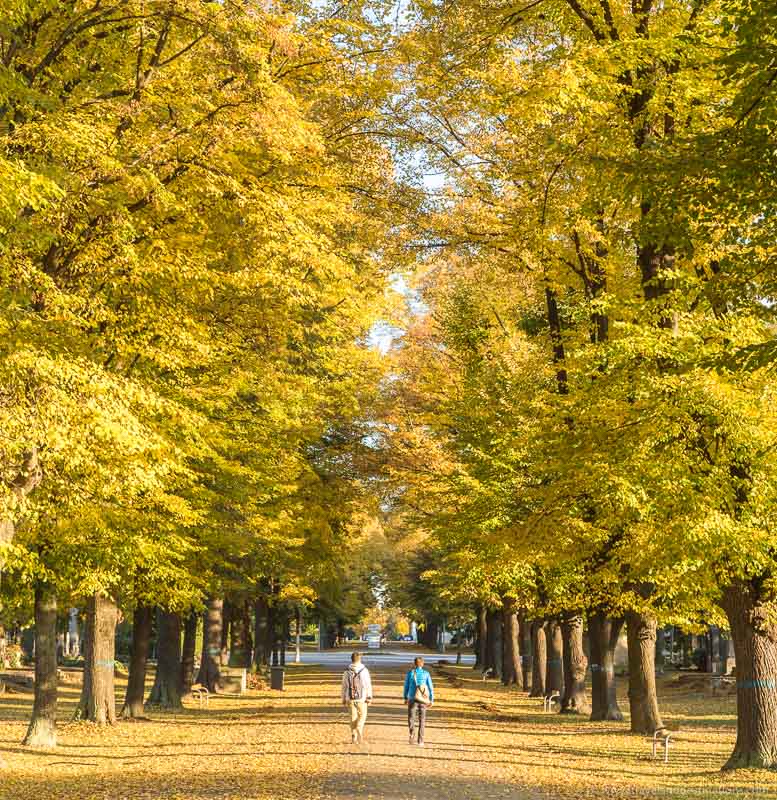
[283,662,538,799]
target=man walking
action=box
[341,651,373,743]
[404,656,434,746]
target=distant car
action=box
[403,635,414,642]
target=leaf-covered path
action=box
[307,662,537,800]
[0,660,535,800]
[3,659,775,800]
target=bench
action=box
[542,692,560,712]
[710,676,736,696]
[190,683,210,708]
[650,724,680,763]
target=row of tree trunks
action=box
[589,612,624,721]
[560,614,589,714]
[530,619,547,697]
[122,606,153,719]
[476,606,487,670]
[501,597,522,687]
[253,596,272,670]
[181,611,198,699]
[519,615,532,692]
[545,620,564,699]
[220,600,231,666]
[229,600,253,669]
[484,609,500,676]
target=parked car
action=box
[402,635,414,642]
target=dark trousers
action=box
[408,700,428,743]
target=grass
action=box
[1,661,775,800]
[435,664,776,800]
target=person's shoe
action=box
[418,740,425,747]
[408,733,414,745]
[351,732,358,744]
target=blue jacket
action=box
[404,667,434,703]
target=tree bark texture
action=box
[529,619,547,697]
[23,584,58,747]
[220,599,231,666]
[589,612,624,721]
[626,611,663,734]
[253,596,270,670]
[180,611,198,699]
[476,606,488,670]
[149,610,182,709]
[501,598,522,687]
[122,605,153,718]
[560,614,589,714]
[75,593,118,724]
[519,614,532,692]
[196,597,223,693]
[545,619,564,699]
[721,580,777,769]
[485,609,502,677]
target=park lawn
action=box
[0,667,324,800]
[2,662,777,800]
[436,664,777,800]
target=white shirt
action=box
[341,663,373,702]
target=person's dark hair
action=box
[414,656,424,667]
[351,651,362,663]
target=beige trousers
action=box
[349,699,368,739]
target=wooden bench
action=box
[190,683,210,708]
[542,692,560,712]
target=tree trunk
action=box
[589,612,624,721]
[720,580,777,769]
[560,614,589,714]
[180,610,198,700]
[545,619,564,699]
[519,613,532,692]
[23,583,58,748]
[122,605,153,719]
[74,593,118,724]
[220,600,231,666]
[501,598,522,687]
[253,596,270,670]
[280,612,289,666]
[229,600,250,668]
[476,606,487,670]
[626,610,663,734]
[196,597,223,693]
[485,609,500,675]
[149,610,182,709]
[529,619,547,697]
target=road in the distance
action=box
[286,648,476,669]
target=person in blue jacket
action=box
[403,656,434,746]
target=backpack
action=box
[347,668,364,700]
[413,668,430,704]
